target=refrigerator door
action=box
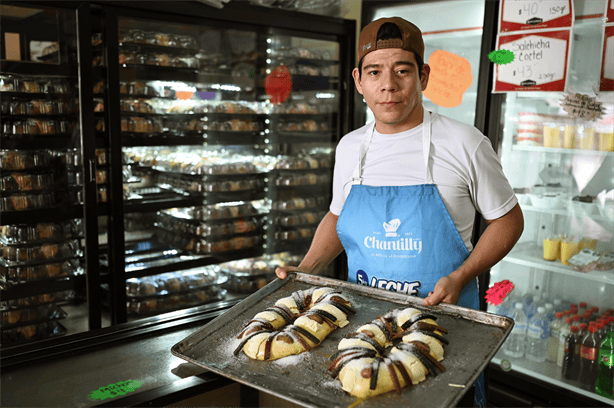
[359,0,486,127]
[1,3,100,347]
[486,1,614,405]
[97,12,345,322]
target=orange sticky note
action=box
[423,50,473,108]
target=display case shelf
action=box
[121,135,206,147]
[519,202,613,224]
[491,356,614,406]
[503,243,614,285]
[1,61,75,77]
[0,206,83,226]
[512,144,614,157]
[0,137,81,150]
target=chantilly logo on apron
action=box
[363,219,423,254]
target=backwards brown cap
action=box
[357,17,424,63]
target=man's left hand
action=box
[422,274,464,306]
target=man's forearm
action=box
[298,211,344,275]
[451,204,524,288]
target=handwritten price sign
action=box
[561,93,605,121]
[500,0,573,32]
[494,29,570,92]
[485,280,515,306]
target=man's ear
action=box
[352,67,364,95]
[420,64,430,92]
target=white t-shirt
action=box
[330,112,518,252]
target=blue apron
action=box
[336,109,485,407]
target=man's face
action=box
[353,48,429,134]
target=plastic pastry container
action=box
[271,196,326,211]
[0,192,56,211]
[0,259,82,282]
[157,213,261,238]
[0,172,55,192]
[1,220,82,244]
[1,321,67,345]
[126,287,226,316]
[1,74,17,92]
[218,253,301,294]
[0,150,52,170]
[124,267,227,297]
[192,235,261,254]
[0,303,67,329]
[0,239,81,265]
[165,202,260,221]
[1,290,75,310]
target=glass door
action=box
[1,3,99,347]
[486,1,614,404]
[97,10,344,322]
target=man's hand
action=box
[422,274,464,306]
[275,266,309,280]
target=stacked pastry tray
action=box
[217,252,302,294]
[0,218,83,345]
[102,266,227,316]
[172,273,513,408]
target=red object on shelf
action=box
[485,279,514,306]
[265,65,292,105]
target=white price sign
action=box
[500,0,573,32]
[494,29,570,92]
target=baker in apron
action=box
[275,16,523,407]
[336,109,485,407]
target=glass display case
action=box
[485,1,614,405]
[1,3,101,346]
[1,1,355,359]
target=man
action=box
[276,17,523,404]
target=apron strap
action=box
[352,109,433,185]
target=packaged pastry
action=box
[19,79,41,93]
[0,150,51,170]
[0,172,55,192]
[1,290,75,310]
[125,286,226,316]
[0,239,80,265]
[1,75,17,92]
[193,235,261,254]
[0,192,56,211]
[0,303,67,329]
[0,259,82,282]
[1,220,81,244]
[1,321,67,345]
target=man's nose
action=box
[380,71,398,91]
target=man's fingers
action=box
[275,267,288,279]
[423,290,445,306]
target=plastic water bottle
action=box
[547,312,563,362]
[524,295,542,320]
[496,295,514,317]
[504,303,528,358]
[553,298,564,313]
[526,306,549,362]
[545,303,555,322]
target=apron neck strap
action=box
[352,108,433,185]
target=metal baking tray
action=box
[171,273,513,408]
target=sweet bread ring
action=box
[329,307,448,399]
[234,287,355,361]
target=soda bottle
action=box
[526,306,549,362]
[591,306,599,314]
[503,302,527,358]
[579,302,588,316]
[558,317,574,367]
[562,326,579,382]
[547,312,563,362]
[579,325,601,391]
[570,304,578,314]
[525,295,542,320]
[570,325,583,380]
[574,314,582,327]
[595,331,614,399]
[583,311,593,324]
